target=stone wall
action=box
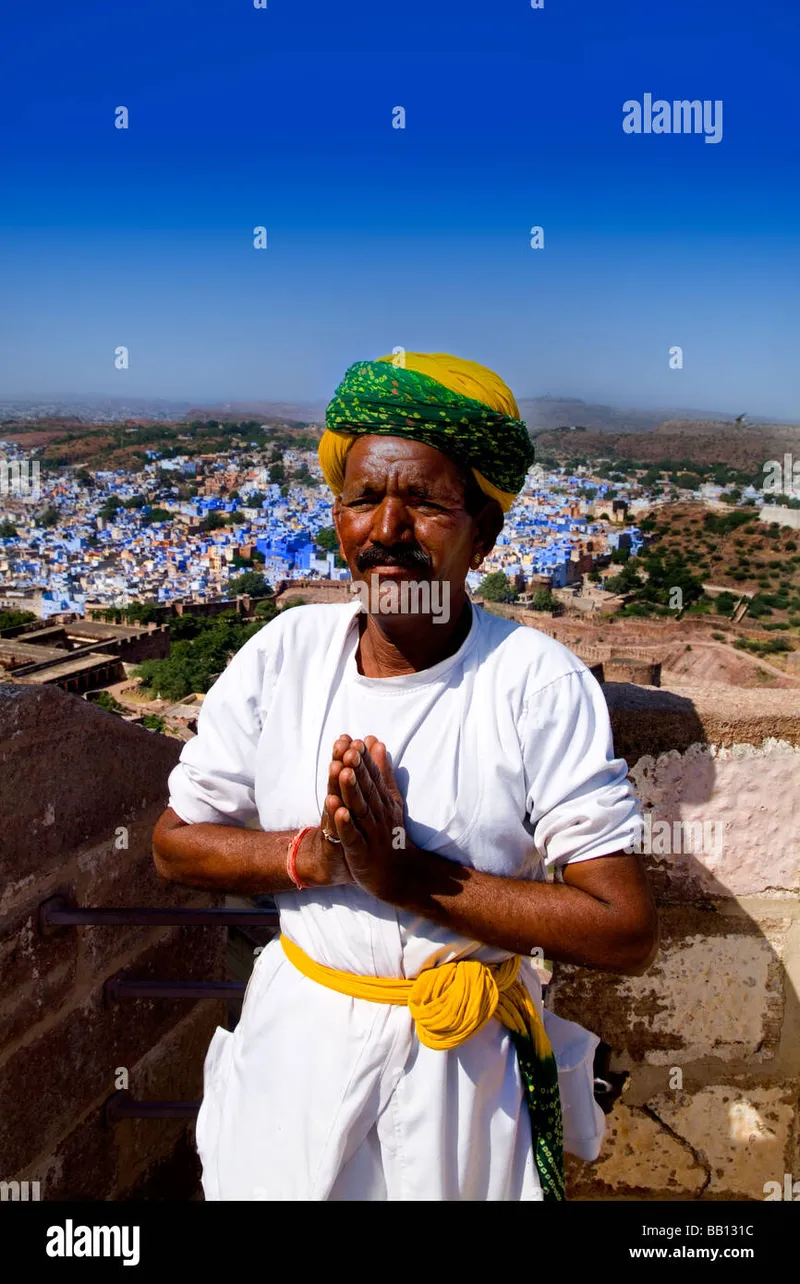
[760,506,800,532]
[1,675,797,1202]
[112,626,170,665]
[602,657,662,687]
[0,684,226,1201]
[274,579,352,607]
[555,683,800,1200]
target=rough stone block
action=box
[651,1084,797,1200]
[0,899,78,1046]
[568,1102,707,1198]
[629,742,800,901]
[123,1130,202,1202]
[115,1001,222,1194]
[0,683,180,888]
[0,927,225,1174]
[75,815,220,973]
[25,1100,119,1203]
[548,911,788,1065]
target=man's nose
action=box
[369,495,413,545]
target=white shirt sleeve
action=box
[522,668,642,871]
[166,630,269,827]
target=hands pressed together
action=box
[295,735,417,901]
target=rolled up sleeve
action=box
[522,669,643,872]
[167,631,269,828]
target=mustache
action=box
[356,543,432,573]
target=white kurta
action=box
[167,600,642,1201]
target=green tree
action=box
[0,518,18,538]
[714,591,737,616]
[142,507,173,525]
[126,602,161,624]
[227,571,272,598]
[99,495,123,519]
[530,588,555,612]
[478,572,518,603]
[254,599,279,622]
[0,608,36,630]
[141,713,166,732]
[92,690,124,715]
[605,561,644,594]
[315,526,339,553]
[137,615,256,700]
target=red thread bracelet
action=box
[286,825,315,890]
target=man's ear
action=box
[332,497,346,558]
[475,498,505,559]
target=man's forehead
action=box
[343,436,463,487]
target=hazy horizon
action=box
[1,390,796,428]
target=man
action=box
[153,351,657,1201]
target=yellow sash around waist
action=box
[280,933,551,1057]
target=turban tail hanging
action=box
[319,354,535,513]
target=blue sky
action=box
[1,0,798,419]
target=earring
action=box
[471,553,482,568]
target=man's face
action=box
[332,436,488,602]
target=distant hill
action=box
[182,401,325,426]
[3,392,797,473]
[189,395,781,436]
[520,397,669,434]
[518,396,798,435]
[532,416,800,469]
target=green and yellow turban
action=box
[319,353,534,514]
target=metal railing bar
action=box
[39,895,279,931]
[105,1091,200,1123]
[105,979,246,1001]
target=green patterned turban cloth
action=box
[319,354,535,512]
